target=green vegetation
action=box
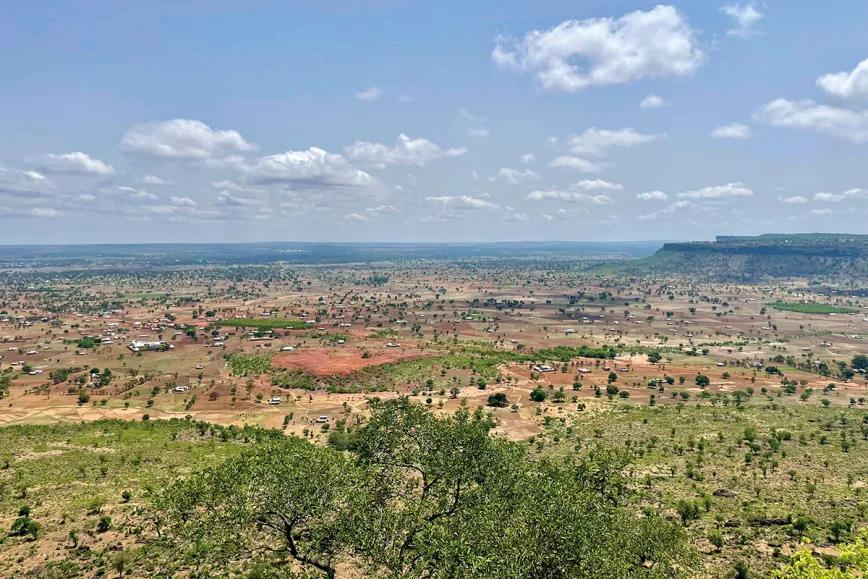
[217,318,312,330]
[225,353,272,376]
[769,301,857,315]
[152,399,690,577]
[542,403,868,577]
[772,529,868,577]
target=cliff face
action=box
[629,234,868,279]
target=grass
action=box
[217,318,312,330]
[225,353,272,376]
[0,419,269,577]
[769,301,857,315]
[541,401,868,577]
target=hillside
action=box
[621,234,868,280]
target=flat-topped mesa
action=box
[633,233,868,279]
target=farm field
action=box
[0,255,866,577]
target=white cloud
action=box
[458,109,485,122]
[677,182,753,199]
[639,95,665,109]
[571,178,623,192]
[636,199,690,221]
[813,188,866,203]
[817,58,868,101]
[721,3,763,38]
[520,153,536,164]
[354,87,383,101]
[246,147,372,186]
[345,134,466,168]
[42,152,115,175]
[143,175,173,185]
[29,207,60,218]
[467,127,490,138]
[636,190,668,201]
[502,207,529,222]
[755,99,868,143]
[489,167,539,184]
[778,195,808,204]
[170,196,197,206]
[566,127,662,155]
[115,185,159,201]
[217,191,261,206]
[526,190,613,204]
[0,167,56,198]
[492,5,703,92]
[549,155,608,173]
[711,123,753,139]
[811,208,834,215]
[344,212,371,222]
[120,119,254,159]
[425,195,499,210]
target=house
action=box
[128,340,172,352]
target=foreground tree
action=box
[153,398,692,578]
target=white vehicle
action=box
[280,346,294,352]
[173,385,190,393]
[195,364,205,369]
[268,396,282,405]
[315,415,330,423]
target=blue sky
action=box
[2,1,868,243]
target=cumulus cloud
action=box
[639,95,665,109]
[143,175,173,185]
[566,127,662,155]
[636,190,668,201]
[492,5,703,92]
[0,168,55,198]
[817,58,868,101]
[425,195,499,210]
[245,147,372,187]
[571,179,623,192]
[813,188,866,202]
[549,155,609,173]
[42,152,115,175]
[676,182,753,199]
[520,153,536,164]
[170,196,197,206]
[344,205,400,222]
[29,207,60,218]
[115,185,159,202]
[755,99,868,143]
[120,119,255,159]
[711,123,753,139]
[345,134,466,168]
[489,167,539,184]
[778,195,808,204]
[526,190,613,205]
[721,3,763,38]
[354,87,383,101]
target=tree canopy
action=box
[152,398,692,578]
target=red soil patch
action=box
[272,347,431,376]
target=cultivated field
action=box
[0,259,866,576]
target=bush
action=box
[487,392,509,407]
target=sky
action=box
[2,1,868,244]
